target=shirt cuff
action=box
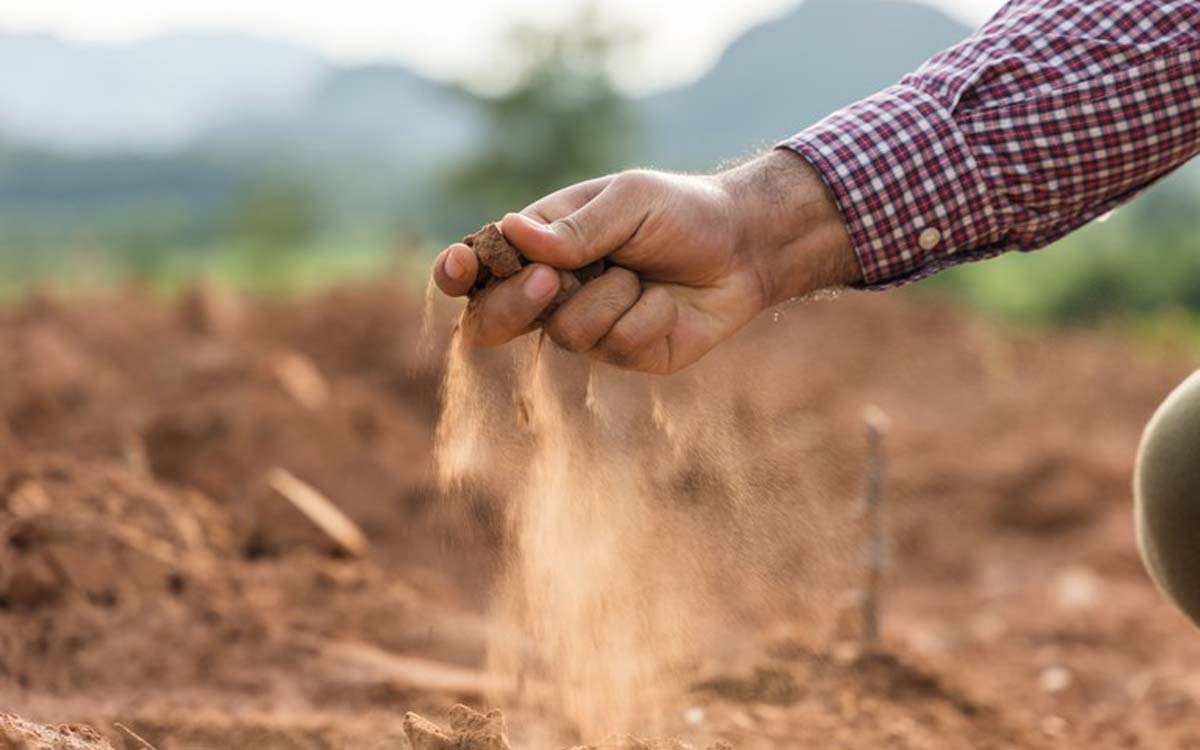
[779,83,1006,289]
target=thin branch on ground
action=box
[861,405,891,649]
[114,722,160,750]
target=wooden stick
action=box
[114,722,159,750]
[301,636,509,695]
[271,351,330,410]
[861,405,891,648]
[267,467,368,557]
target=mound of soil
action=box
[0,713,115,750]
[404,706,734,750]
[1,281,1198,749]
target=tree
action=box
[442,6,639,229]
[230,178,320,251]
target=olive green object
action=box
[1135,369,1200,628]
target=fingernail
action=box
[444,250,465,280]
[523,267,557,302]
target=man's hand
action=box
[432,149,861,374]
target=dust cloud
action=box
[433,323,856,740]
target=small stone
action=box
[462,221,609,316]
[1052,566,1102,610]
[464,224,524,288]
[1038,666,1074,693]
[403,705,510,750]
[5,481,51,516]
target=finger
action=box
[596,285,678,373]
[544,267,641,353]
[520,176,613,224]
[433,243,479,297]
[500,171,655,270]
[462,264,560,348]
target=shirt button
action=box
[919,227,942,251]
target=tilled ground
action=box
[1,281,1198,749]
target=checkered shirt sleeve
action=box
[781,0,1200,289]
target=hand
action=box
[432,149,861,374]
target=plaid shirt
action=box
[781,0,1200,289]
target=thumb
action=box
[500,175,652,270]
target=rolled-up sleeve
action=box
[781,0,1200,289]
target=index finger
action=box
[433,243,479,298]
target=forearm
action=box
[717,149,862,306]
[781,0,1200,288]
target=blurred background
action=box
[1,0,1197,336]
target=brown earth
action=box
[1,280,1199,749]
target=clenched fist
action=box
[432,149,860,374]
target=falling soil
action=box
[433,309,858,739]
[2,280,1200,749]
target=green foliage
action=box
[0,235,401,302]
[0,140,241,250]
[224,178,322,280]
[230,179,320,250]
[926,174,1200,330]
[441,6,638,229]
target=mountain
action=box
[2,0,971,161]
[195,64,479,172]
[638,0,973,168]
[0,0,980,247]
[0,30,325,152]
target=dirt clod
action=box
[464,224,524,293]
[0,714,114,750]
[405,708,733,750]
[403,705,510,750]
[463,222,608,315]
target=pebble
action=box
[1052,566,1102,610]
[1038,666,1074,693]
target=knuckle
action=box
[462,307,499,348]
[613,169,654,195]
[546,315,593,353]
[597,274,641,314]
[644,286,678,326]
[550,216,588,265]
[603,324,640,356]
[596,345,636,369]
[470,316,506,348]
[607,266,640,291]
[641,284,669,305]
[469,286,526,347]
[554,214,584,242]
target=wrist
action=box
[717,149,861,307]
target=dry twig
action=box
[267,467,368,556]
[113,723,159,750]
[861,405,891,648]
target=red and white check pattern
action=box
[782,0,1200,288]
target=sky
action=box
[0,0,1007,93]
